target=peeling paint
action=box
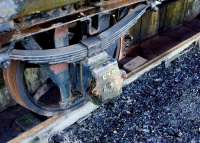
[0,0,17,20]
[0,0,83,20]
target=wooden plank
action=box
[140,10,159,40]
[129,18,142,45]
[9,102,98,143]
[125,29,200,86]
[161,26,196,42]
[163,0,187,30]
[139,36,176,60]
[158,3,167,32]
[123,56,147,72]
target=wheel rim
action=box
[4,60,85,116]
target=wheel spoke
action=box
[33,81,53,102]
[48,64,72,108]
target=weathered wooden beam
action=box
[9,102,98,143]
[125,28,200,85]
[129,18,142,45]
[140,10,159,40]
[162,0,187,29]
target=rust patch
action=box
[50,63,68,75]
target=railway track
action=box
[7,15,200,143]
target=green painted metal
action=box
[0,0,84,20]
[17,0,83,17]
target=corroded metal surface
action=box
[0,0,146,46]
[0,0,83,20]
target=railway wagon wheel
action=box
[3,60,82,116]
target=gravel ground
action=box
[50,45,200,143]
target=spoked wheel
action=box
[4,60,85,116]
